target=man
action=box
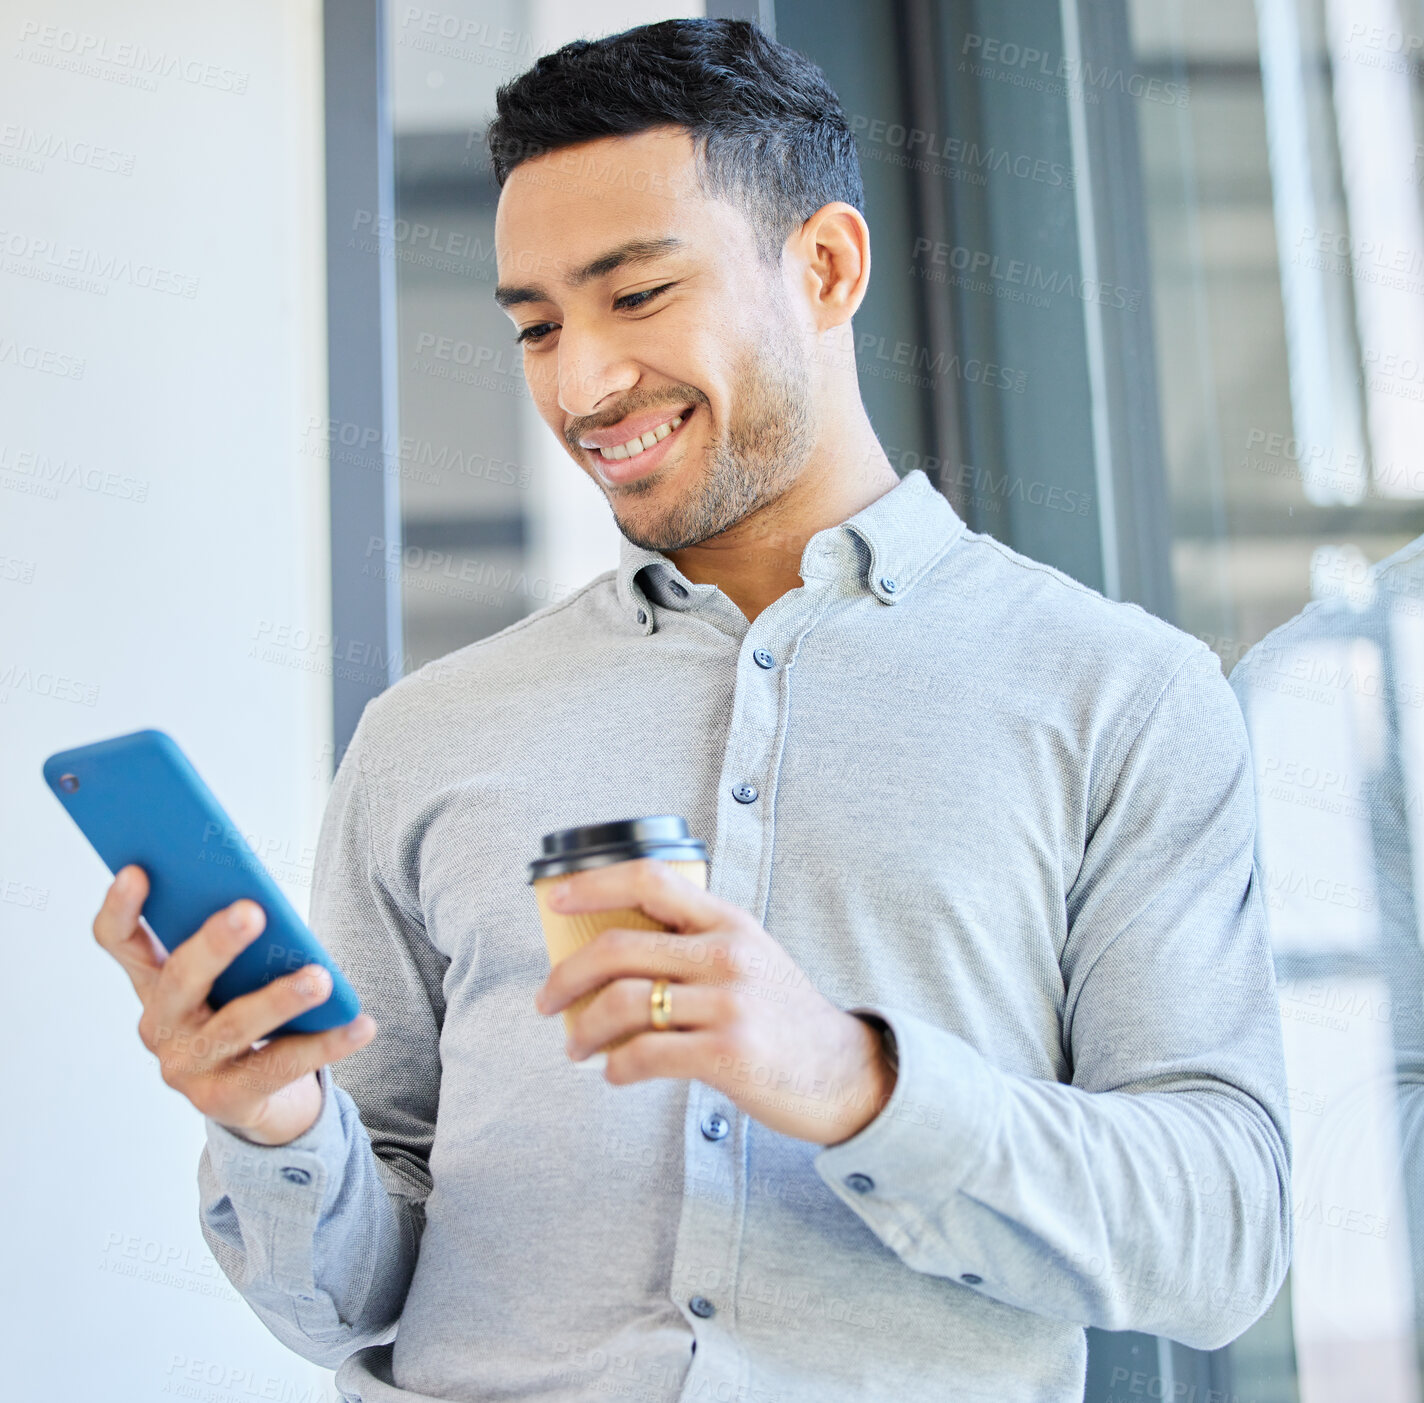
[91,18,1291,1403]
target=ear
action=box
[788,201,872,334]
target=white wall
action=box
[0,3,337,1398]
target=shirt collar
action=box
[614,468,964,633]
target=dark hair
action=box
[485,17,864,267]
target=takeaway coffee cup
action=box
[528,815,708,1070]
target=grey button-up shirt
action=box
[198,467,1291,1403]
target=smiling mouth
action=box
[581,404,696,462]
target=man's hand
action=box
[534,858,897,1145]
[92,864,377,1146]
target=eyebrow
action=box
[493,236,687,310]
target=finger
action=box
[601,1027,728,1086]
[189,1015,378,1121]
[189,962,340,1067]
[92,865,165,997]
[545,857,731,931]
[565,977,736,1062]
[144,898,268,1036]
[540,925,740,1013]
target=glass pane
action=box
[388,0,535,669]
[387,0,706,671]
[379,4,1424,1399]
[1127,0,1424,1398]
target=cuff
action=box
[201,1065,350,1221]
[813,1005,1005,1260]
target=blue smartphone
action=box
[42,727,360,1037]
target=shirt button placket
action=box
[668,591,817,1403]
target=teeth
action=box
[595,414,684,461]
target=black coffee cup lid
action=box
[527,814,707,882]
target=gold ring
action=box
[650,978,673,1031]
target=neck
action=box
[667,408,900,626]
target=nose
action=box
[556,319,639,420]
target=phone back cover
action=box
[42,728,359,1035]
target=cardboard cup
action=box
[531,858,708,1070]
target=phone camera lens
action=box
[58,773,80,793]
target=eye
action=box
[614,282,674,311]
[513,283,675,347]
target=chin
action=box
[610,496,695,553]
[610,501,671,547]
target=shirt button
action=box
[636,609,647,625]
[752,648,775,669]
[280,1167,312,1186]
[669,580,688,598]
[960,1273,983,1286]
[701,1112,730,1141]
[689,1296,717,1318]
[732,784,758,804]
[844,1173,875,1194]
[879,576,898,594]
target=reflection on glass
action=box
[1231,537,1424,1401]
[1129,0,1424,1396]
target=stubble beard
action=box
[610,309,818,554]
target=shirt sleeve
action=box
[197,710,448,1369]
[813,641,1293,1351]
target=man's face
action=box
[494,126,817,552]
